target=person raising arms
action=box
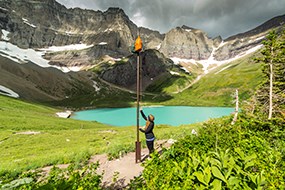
[139,108,155,156]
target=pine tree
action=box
[255,29,285,119]
[274,30,285,117]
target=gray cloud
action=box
[56,0,285,39]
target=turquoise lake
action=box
[71,106,234,127]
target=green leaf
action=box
[211,179,222,190]
[228,176,240,187]
[225,166,233,179]
[256,171,266,186]
[204,166,212,184]
[249,174,257,185]
[245,154,257,162]
[244,160,255,170]
[234,147,244,159]
[212,166,227,183]
[194,171,207,186]
[210,158,222,169]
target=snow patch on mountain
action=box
[170,57,197,74]
[170,71,180,76]
[171,57,197,65]
[0,41,50,67]
[39,44,94,52]
[93,81,101,92]
[98,42,108,45]
[156,43,161,50]
[104,28,113,32]
[199,44,263,74]
[0,41,94,72]
[170,41,263,76]
[0,85,19,98]
[0,7,8,11]
[22,18,36,28]
[65,31,79,35]
[200,41,228,74]
[60,66,82,73]
[1,30,10,41]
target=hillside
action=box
[145,52,261,107]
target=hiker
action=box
[139,109,155,155]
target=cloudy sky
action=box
[56,0,285,39]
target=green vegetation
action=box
[131,115,285,189]
[146,72,193,94]
[0,95,197,179]
[1,163,102,189]
[127,29,285,189]
[165,54,263,106]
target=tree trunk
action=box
[268,47,273,119]
[231,89,239,125]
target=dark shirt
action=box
[139,110,155,141]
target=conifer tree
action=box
[255,29,285,119]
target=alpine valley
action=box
[0,0,284,107]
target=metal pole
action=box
[135,52,141,163]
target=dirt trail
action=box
[90,139,172,188]
[41,140,173,189]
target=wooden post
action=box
[231,89,239,125]
[135,52,141,163]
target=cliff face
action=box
[1,0,82,48]
[213,35,264,61]
[0,0,164,57]
[100,49,173,90]
[159,26,218,60]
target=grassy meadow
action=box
[0,95,198,177]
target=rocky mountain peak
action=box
[104,7,126,15]
[181,25,195,30]
[1,0,284,64]
[0,0,140,54]
[159,25,215,60]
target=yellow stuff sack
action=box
[134,36,143,52]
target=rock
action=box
[191,129,198,135]
[167,139,177,144]
[100,49,173,89]
[160,25,215,60]
[0,0,163,54]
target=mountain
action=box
[0,55,95,102]
[213,15,285,61]
[0,0,284,106]
[0,0,162,56]
[99,49,174,90]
